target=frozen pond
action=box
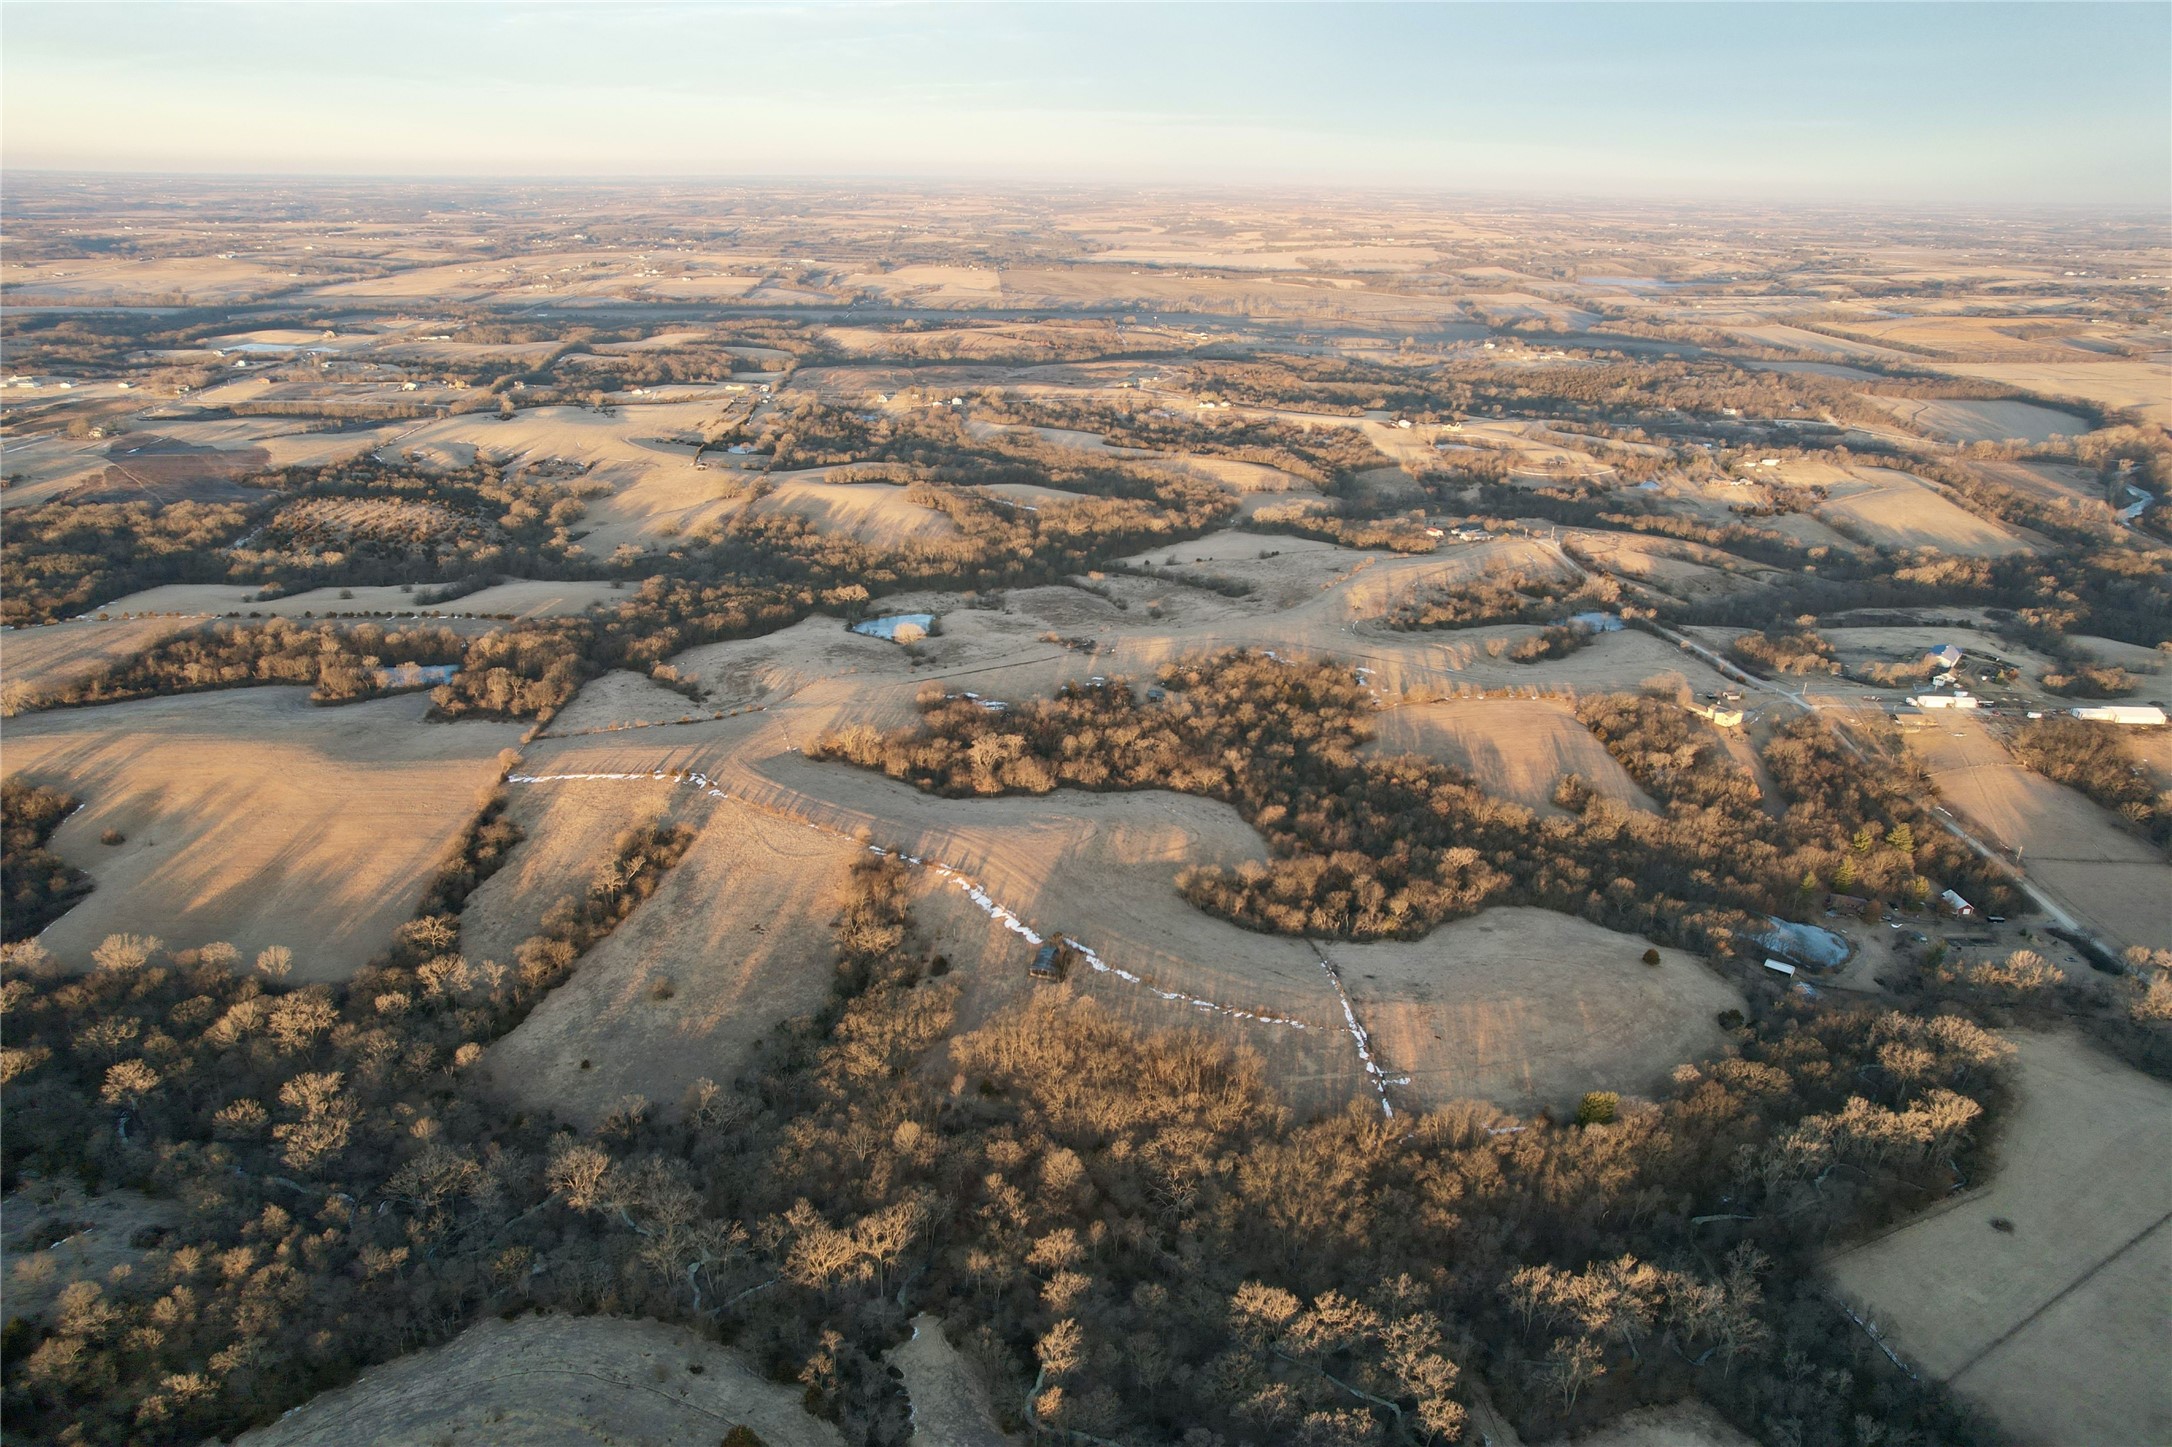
[850,612,936,642]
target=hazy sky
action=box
[4,2,2167,205]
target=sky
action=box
[3,2,2167,206]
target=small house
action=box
[1939,889,1975,918]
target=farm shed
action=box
[1940,889,1976,918]
[1763,959,1798,978]
[2069,705,2167,726]
[1926,644,1963,670]
[1029,942,1073,981]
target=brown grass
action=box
[1331,908,1744,1117]
[1908,715,2170,953]
[1828,1032,2172,1447]
[1365,698,1657,816]
[3,689,523,979]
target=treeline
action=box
[2006,716,2172,853]
[1385,569,1614,631]
[812,652,2014,951]
[12,619,467,713]
[2,454,600,627]
[1728,627,1840,677]
[1,779,91,942]
[232,455,594,591]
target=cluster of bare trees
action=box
[816,652,2014,952]
[1728,627,1840,677]
[1385,569,1615,632]
[1,779,91,940]
[2007,716,2171,851]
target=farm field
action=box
[1907,715,2170,952]
[1365,697,1658,816]
[1812,467,2035,556]
[1330,908,1744,1116]
[481,792,862,1126]
[3,689,523,978]
[1870,396,2090,444]
[1828,1032,2172,1447]
[1931,358,2172,428]
[232,1313,842,1447]
[0,615,197,708]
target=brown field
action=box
[3,689,523,978]
[1726,323,1916,361]
[456,773,690,970]
[1870,396,2090,444]
[755,476,964,544]
[1931,359,2172,428]
[498,696,1744,1119]
[1331,909,1744,1117]
[1828,1032,2172,1447]
[87,576,623,623]
[1907,714,2170,952]
[481,792,861,1127]
[232,1313,842,1447]
[1366,698,1658,816]
[0,616,197,709]
[1813,467,2034,556]
[891,1314,1019,1447]
[541,669,718,735]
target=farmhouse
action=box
[1690,701,1744,728]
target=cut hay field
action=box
[1365,698,1657,816]
[87,577,622,624]
[231,1313,841,1447]
[1932,358,2172,428]
[3,689,523,979]
[1871,397,2089,444]
[456,773,691,969]
[1815,468,2034,556]
[1828,1032,2172,1447]
[501,700,1747,1119]
[1907,715,2169,952]
[481,792,861,1127]
[1331,909,1743,1117]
